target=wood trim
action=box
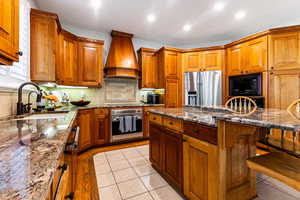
[111,30,134,38]
[269,24,300,34]
[77,36,104,45]
[225,31,270,48]
[182,45,225,53]
[30,8,62,31]
[137,47,158,54]
[0,55,13,65]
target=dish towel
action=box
[132,116,137,132]
[125,116,133,132]
[118,117,125,133]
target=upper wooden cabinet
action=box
[164,51,180,79]
[165,79,182,108]
[227,36,267,76]
[183,52,201,72]
[58,31,78,86]
[227,44,245,76]
[138,48,159,88]
[78,39,104,87]
[269,31,300,71]
[0,0,19,65]
[202,50,224,71]
[30,9,58,82]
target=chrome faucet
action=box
[17,82,43,115]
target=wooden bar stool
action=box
[225,96,258,116]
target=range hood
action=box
[105,30,140,79]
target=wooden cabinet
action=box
[164,51,179,79]
[183,135,218,200]
[149,121,183,192]
[138,48,159,88]
[269,31,300,71]
[78,40,104,87]
[149,123,163,171]
[227,36,267,76]
[0,0,19,65]
[165,79,181,108]
[246,36,268,73]
[58,31,78,85]
[202,50,224,71]
[184,52,201,72]
[78,109,93,152]
[143,107,163,138]
[268,70,300,109]
[163,128,183,189]
[94,108,110,145]
[30,9,58,82]
[227,44,245,76]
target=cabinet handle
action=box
[16,51,23,56]
[58,163,68,171]
[153,117,157,120]
[271,67,274,70]
[65,192,75,199]
[169,122,174,125]
[182,138,187,142]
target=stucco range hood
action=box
[105,30,140,79]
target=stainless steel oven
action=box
[111,109,143,142]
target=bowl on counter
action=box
[70,101,91,107]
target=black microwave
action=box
[229,73,262,96]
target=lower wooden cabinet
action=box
[94,108,110,145]
[182,135,218,200]
[78,109,93,152]
[149,123,183,191]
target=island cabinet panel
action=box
[78,41,103,87]
[78,110,93,152]
[184,121,217,145]
[94,108,110,145]
[269,31,300,71]
[268,70,300,110]
[0,0,19,65]
[162,129,183,189]
[149,123,163,171]
[30,10,57,82]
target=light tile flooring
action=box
[94,145,300,200]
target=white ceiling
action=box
[34,0,300,46]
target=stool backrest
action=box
[225,96,257,115]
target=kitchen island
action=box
[147,106,300,200]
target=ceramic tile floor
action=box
[94,145,300,200]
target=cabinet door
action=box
[165,51,179,78]
[202,50,223,71]
[94,109,110,145]
[269,71,300,109]
[149,123,163,170]
[59,34,78,85]
[0,0,19,63]
[165,79,181,108]
[183,135,218,200]
[78,110,93,152]
[269,31,300,71]
[163,130,183,190]
[227,45,244,76]
[184,52,201,72]
[246,36,267,73]
[78,42,103,87]
[141,51,158,88]
[30,14,57,82]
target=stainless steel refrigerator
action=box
[184,71,222,106]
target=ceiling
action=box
[34,0,300,46]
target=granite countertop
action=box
[149,106,300,131]
[56,103,165,112]
[0,111,77,200]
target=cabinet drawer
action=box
[163,117,183,132]
[149,113,162,125]
[94,108,108,116]
[183,121,217,145]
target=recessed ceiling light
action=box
[90,0,102,9]
[235,10,246,20]
[213,2,225,11]
[183,24,192,32]
[147,14,156,23]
